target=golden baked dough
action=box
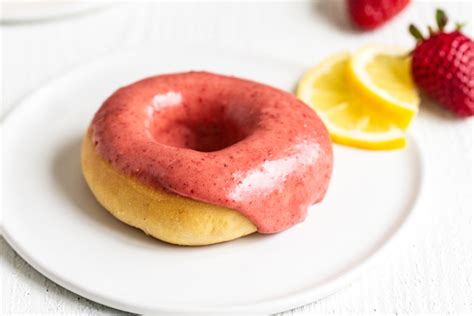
[81,134,257,246]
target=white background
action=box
[1,1,472,314]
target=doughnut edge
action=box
[80,133,257,246]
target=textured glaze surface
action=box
[90,72,333,233]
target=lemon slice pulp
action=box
[348,45,420,128]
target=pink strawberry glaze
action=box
[90,72,333,233]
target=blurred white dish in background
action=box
[0,1,106,23]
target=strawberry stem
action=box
[455,22,465,31]
[428,25,434,36]
[436,9,448,32]
[409,24,424,42]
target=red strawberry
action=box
[410,9,474,117]
[348,0,410,30]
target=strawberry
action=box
[348,0,410,30]
[410,9,474,117]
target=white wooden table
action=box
[1,1,472,314]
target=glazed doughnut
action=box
[81,72,333,245]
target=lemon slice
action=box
[348,45,420,128]
[296,52,406,150]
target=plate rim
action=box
[0,44,426,314]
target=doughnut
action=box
[81,72,333,245]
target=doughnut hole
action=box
[148,98,256,152]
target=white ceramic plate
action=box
[0,1,105,23]
[1,45,423,314]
